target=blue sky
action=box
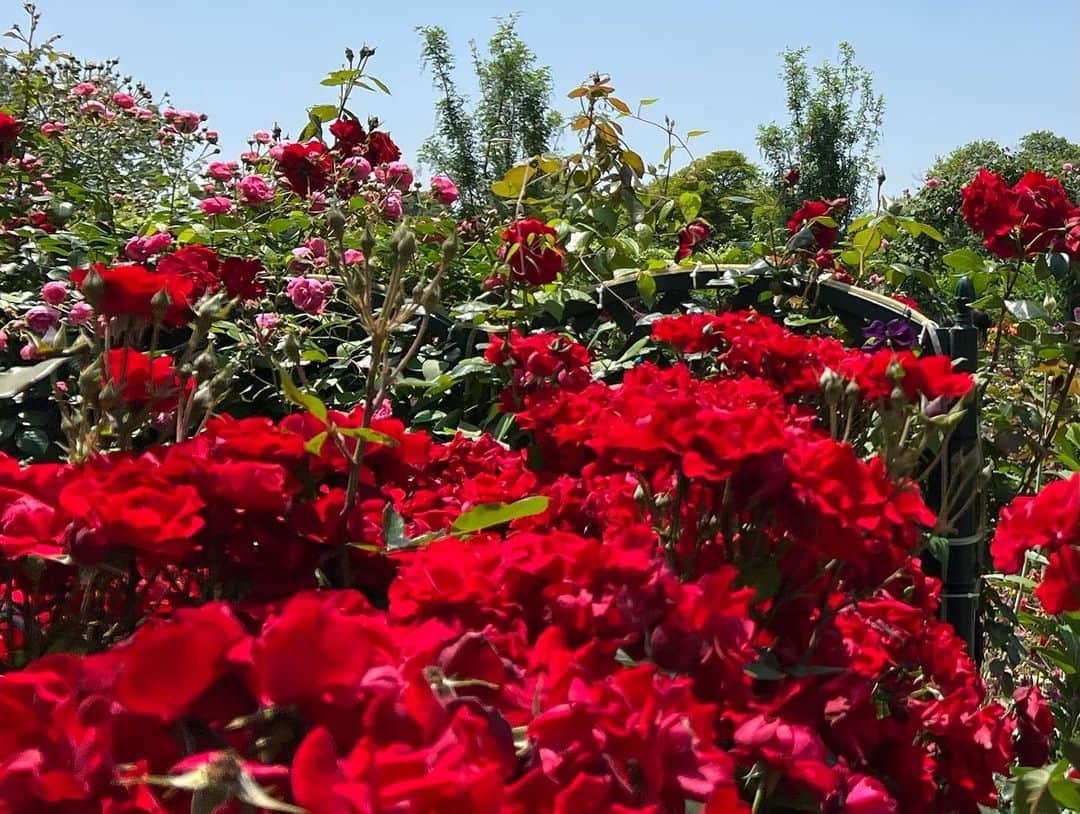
[6,0,1079,193]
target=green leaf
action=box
[943,248,986,274]
[366,75,392,94]
[0,358,65,399]
[927,536,950,570]
[321,68,361,87]
[335,425,399,447]
[1013,767,1061,814]
[450,496,550,535]
[1006,300,1049,321]
[1049,771,1080,810]
[382,503,407,550]
[743,660,784,681]
[15,427,50,459]
[637,272,657,307]
[304,431,328,455]
[686,129,708,138]
[678,191,702,221]
[307,104,339,122]
[280,371,328,423]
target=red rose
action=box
[59,459,206,562]
[96,603,246,721]
[0,111,19,161]
[363,130,401,165]
[156,244,221,297]
[961,168,1021,258]
[70,263,195,327]
[219,256,266,302]
[499,218,565,286]
[277,140,333,196]
[788,200,838,250]
[1013,171,1080,254]
[329,118,366,154]
[675,220,711,262]
[103,348,191,410]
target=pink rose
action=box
[286,276,334,315]
[342,156,372,181]
[79,101,109,117]
[204,129,219,144]
[307,191,327,214]
[111,92,135,109]
[19,343,40,361]
[207,161,238,181]
[41,281,68,305]
[252,130,272,145]
[255,312,280,342]
[71,82,97,97]
[1065,162,1075,172]
[69,302,94,326]
[237,175,275,205]
[124,231,173,262]
[926,177,941,189]
[25,305,60,335]
[40,122,66,138]
[381,191,403,220]
[430,174,459,205]
[343,249,365,265]
[376,161,414,191]
[200,196,233,215]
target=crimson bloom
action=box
[499,218,565,286]
[363,130,401,165]
[277,140,333,196]
[788,199,843,250]
[0,111,19,161]
[70,263,195,327]
[675,220,711,261]
[103,348,191,411]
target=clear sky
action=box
[6,0,1079,194]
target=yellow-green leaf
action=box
[451,496,550,535]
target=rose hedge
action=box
[0,311,1039,813]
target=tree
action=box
[417,16,561,214]
[651,150,762,246]
[757,42,884,221]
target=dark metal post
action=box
[937,275,985,661]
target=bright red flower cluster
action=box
[650,310,973,402]
[991,472,1080,613]
[0,313,1020,812]
[499,218,565,286]
[70,245,265,327]
[961,167,1080,259]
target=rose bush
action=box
[3,4,1080,812]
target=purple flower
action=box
[863,319,919,352]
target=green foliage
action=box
[417,16,561,214]
[648,150,761,246]
[757,42,885,220]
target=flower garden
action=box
[2,5,1080,813]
